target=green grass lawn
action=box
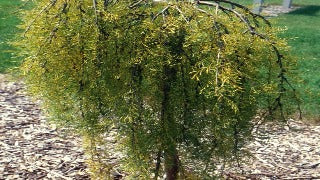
[0,0,26,73]
[276,4,320,116]
[235,0,320,117]
[258,0,320,117]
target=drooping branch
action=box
[36,2,69,59]
[24,0,58,36]
[92,0,98,24]
[193,0,301,121]
[129,0,146,8]
[152,5,170,21]
[174,6,190,23]
[147,0,301,121]
[198,0,271,26]
[196,1,257,34]
[151,4,190,23]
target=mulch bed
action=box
[0,74,89,179]
[224,119,320,179]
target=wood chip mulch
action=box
[224,120,320,179]
[0,74,89,180]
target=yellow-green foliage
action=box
[82,134,112,180]
[17,0,297,178]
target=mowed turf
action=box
[236,0,320,116]
[277,4,320,116]
[0,0,25,73]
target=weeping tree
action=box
[18,0,299,179]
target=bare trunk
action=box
[164,147,179,180]
[161,65,179,180]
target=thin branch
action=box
[36,2,68,67]
[197,1,219,7]
[129,0,145,8]
[195,3,230,18]
[209,0,271,26]
[196,0,271,32]
[24,0,58,36]
[152,6,170,21]
[92,0,98,24]
[197,1,256,35]
[195,0,299,122]
[154,150,162,180]
[203,4,297,122]
[174,6,189,23]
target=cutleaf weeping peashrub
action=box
[18,0,299,179]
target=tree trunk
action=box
[164,147,179,180]
[161,65,179,180]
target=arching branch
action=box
[193,0,301,120]
[24,0,58,36]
